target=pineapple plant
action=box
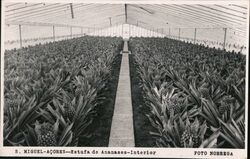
[35,122,57,146]
[167,96,183,116]
[63,103,76,121]
[4,36,123,147]
[180,118,203,148]
[218,95,234,115]
[180,129,193,147]
[130,37,245,148]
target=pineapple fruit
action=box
[35,122,57,146]
[218,95,234,115]
[63,104,76,121]
[167,97,183,115]
[180,129,200,148]
[180,118,203,148]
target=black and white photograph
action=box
[0,0,249,158]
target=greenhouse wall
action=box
[4,23,247,54]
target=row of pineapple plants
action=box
[4,36,123,146]
[129,37,246,148]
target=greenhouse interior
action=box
[2,0,248,150]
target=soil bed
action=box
[79,54,122,146]
[129,54,156,147]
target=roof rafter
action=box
[156,5,238,28]
[7,4,87,21]
[6,3,43,12]
[23,4,112,23]
[129,5,198,28]
[214,5,247,15]
[178,5,245,25]
[197,5,246,20]
[6,4,68,19]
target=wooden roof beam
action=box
[197,5,246,20]
[169,5,244,26]
[6,4,69,20]
[142,4,217,28]
[214,5,247,15]
[128,7,197,28]
[155,5,235,28]
[35,4,117,23]
[5,20,83,28]
[179,5,245,25]
[6,3,43,12]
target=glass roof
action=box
[5,1,248,36]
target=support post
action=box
[125,4,128,23]
[109,17,112,27]
[194,28,197,44]
[129,24,131,37]
[178,28,181,40]
[70,26,72,38]
[19,24,22,48]
[52,25,55,41]
[223,28,227,50]
[70,3,74,19]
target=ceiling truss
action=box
[4,2,247,35]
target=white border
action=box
[2,0,250,4]
[0,0,5,149]
[0,147,248,158]
[0,0,249,158]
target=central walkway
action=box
[109,40,135,147]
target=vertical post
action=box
[70,26,72,38]
[19,24,22,48]
[140,27,142,37]
[223,28,227,50]
[129,24,131,38]
[52,25,55,41]
[178,28,181,40]
[194,28,197,44]
[125,4,128,23]
[109,17,112,27]
[81,27,83,36]
[169,28,171,37]
[70,3,74,19]
[110,27,112,37]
